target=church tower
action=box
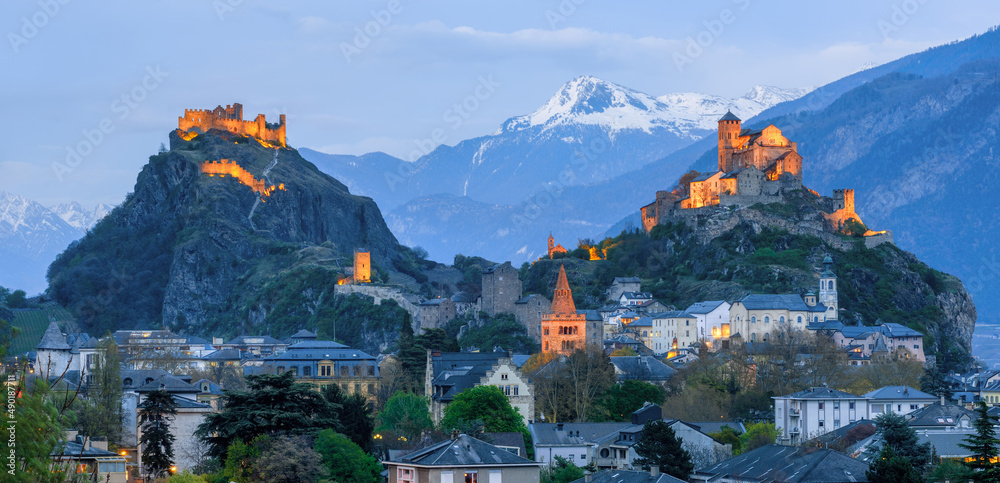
[541,265,587,355]
[819,255,838,320]
[717,110,742,172]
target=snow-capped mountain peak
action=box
[50,201,114,231]
[498,76,811,136]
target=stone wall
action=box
[334,284,422,331]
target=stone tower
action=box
[354,249,371,283]
[819,255,838,320]
[541,265,587,355]
[481,262,522,316]
[717,110,742,172]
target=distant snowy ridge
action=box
[498,75,810,137]
[50,201,115,231]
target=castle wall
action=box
[178,104,286,146]
[334,285,422,332]
[864,231,894,249]
[515,296,551,342]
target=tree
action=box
[376,391,434,441]
[873,412,932,469]
[415,327,460,353]
[396,317,428,391]
[253,435,329,483]
[6,289,27,308]
[522,351,558,375]
[458,314,538,353]
[2,376,78,482]
[920,365,954,399]
[314,429,382,483]
[541,456,584,483]
[708,426,742,455]
[322,384,375,453]
[609,346,638,357]
[633,420,694,479]
[565,347,616,422]
[77,337,125,445]
[222,438,261,483]
[139,389,179,479]
[739,422,778,453]
[960,401,1000,482]
[440,385,524,434]
[866,445,923,483]
[196,372,341,460]
[592,380,664,422]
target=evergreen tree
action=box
[633,420,694,479]
[920,366,954,399]
[196,372,341,460]
[138,389,179,479]
[540,456,585,483]
[960,401,1000,482]
[866,445,924,483]
[375,391,434,441]
[872,412,933,469]
[322,384,376,453]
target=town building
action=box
[55,432,129,483]
[133,374,215,472]
[541,265,602,355]
[255,340,380,398]
[684,301,732,344]
[607,277,641,302]
[548,234,569,259]
[481,262,523,317]
[832,323,926,362]
[419,297,458,329]
[905,400,978,430]
[864,386,937,416]
[219,335,288,357]
[384,434,541,483]
[774,386,871,445]
[514,294,552,342]
[425,350,534,427]
[649,311,698,353]
[35,321,75,379]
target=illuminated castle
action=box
[200,159,285,201]
[354,250,371,283]
[179,103,286,147]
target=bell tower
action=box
[819,255,838,320]
[717,110,742,172]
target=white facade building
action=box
[774,386,871,445]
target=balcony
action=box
[789,408,800,416]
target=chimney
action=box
[650,466,660,477]
[941,395,946,405]
[432,349,441,357]
[451,429,459,441]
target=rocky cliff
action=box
[48,129,403,338]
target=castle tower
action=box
[354,249,371,283]
[717,110,742,172]
[481,262,522,316]
[541,265,587,355]
[819,255,838,320]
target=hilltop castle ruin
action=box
[178,103,286,147]
[640,111,892,246]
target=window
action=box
[834,419,840,428]
[818,402,824,410]
[303,366,311,376]
[834,402,840,410]
[398,467,416,483]
[544,328,549,335]
[513,386,519,396]
[368,384,375,394]
[751,316,756,324]
[910,404,917,410]
[580,454,586,460]
[568,454,574,461]
[501,373,508,380]
[780,316,785,324]
[797,316,802,323]
[764,316,770,324]
[818,421,825,427]
[320,364,331,377]
[600,448,610,458]
[849,402,855,409]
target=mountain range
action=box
[0,193,113,294]
[301,79,808,261]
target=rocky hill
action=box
[522,193,977,372]
[47,129,407,339]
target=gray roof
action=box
[267,341,375,362]
[193,379,224,394]
[289,329,317,339]
[621,292,653,300]
[172,395,213,409]
[613,277,641,284]
[648,311,695,319]
[202,349,242,360]
[36,321,70,350]
[571,470,686,483]
[631,317,653,328]
[531,422,635,446]
[864,386,935,400]
[609,356,676,382]
[694,444,869,482]
[511,354,531,368]
[578,309,603,321]
[391,434,538,467]
[135,374,199,393]
[54,436,126,459]
[779,387,865,400]
[917,430,978,458]
[738,294,827,313]
[906,402,978,428]
[605,335,643,346]
[483,432,528,457]
[718,110,741,122]
[420,298,452,306]
[684,301,727,314]
[430,351,511,402]
[686,421,746,435]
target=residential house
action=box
[256,340,380,398]
[112,330,213,370]
[690,445,870,483]
[133,374,215,472]
[194,379,224,410]
[774,386,871,445]
[684,301,732,345]
[905,401,978,430]
[864,386,936,416]
[287,328,318,345]
[729,294,829,344]
[607,277,641,302]
[384,434,541,483]
[54,432,129,483]
[649,311,698,353]
[572,468,686,483]
[603,335,648,356]
[832,323,926,362]
[619,292,654,307]
[426,350,534,426]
